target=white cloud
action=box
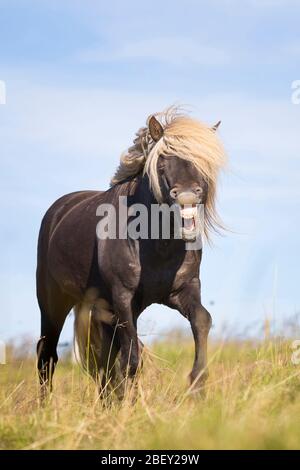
[189,92,300,163]
[2,80,299,201]
[4,83,300,164]
[223,185,300,203]
[78,37,230,66]
[3,84,171,158]
[281,41,300,57]
[249,0,299,6]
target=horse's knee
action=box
[201,307,212,330]
[190,306,212,332]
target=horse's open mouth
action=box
[180,205,198,241]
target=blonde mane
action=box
[111,106,227,238]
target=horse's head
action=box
[148,115,220,242]
[111,107,226,241]
[157,155,207,241]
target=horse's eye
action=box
[170,188,178,199]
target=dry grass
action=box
[1,336,300,450]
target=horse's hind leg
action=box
[37,278,74,397]
[99,324,123,399]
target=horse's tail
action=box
[74,291,121,387]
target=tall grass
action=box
[0,336,300,450]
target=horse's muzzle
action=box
[176,192,200,242]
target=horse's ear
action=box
[149,115,164,142]
[212,120,221,132]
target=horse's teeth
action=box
[180,207,197,219]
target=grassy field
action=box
[1,335,300,450]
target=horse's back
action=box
[40,190,100,240]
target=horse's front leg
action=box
[189,304,212,391]
[169,279,212,392]
[113,290,140,382]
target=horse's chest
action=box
[137,261,188,306]
[143,266,175,288]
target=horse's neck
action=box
[133,174,156,206]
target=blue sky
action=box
[0,0,300,345]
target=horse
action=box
[36,106,226,397]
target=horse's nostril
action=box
[195,187,203,195]
[170,189,178,199]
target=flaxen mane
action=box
[111,106,226,237]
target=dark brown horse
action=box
[36,107,226,396]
